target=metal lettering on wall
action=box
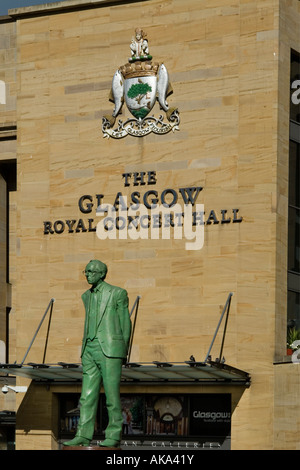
[102,28,180,139]
[43,170,243,251]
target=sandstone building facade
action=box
[0,0,299,450]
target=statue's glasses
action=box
[82,270,101,276]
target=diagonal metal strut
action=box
[204,292,233,363]
[20,298,55,366]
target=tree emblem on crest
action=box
[102,28,180,139]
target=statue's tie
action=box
[88,291,98,340]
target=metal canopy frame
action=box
[0,361,250,387]
[0,292,251,387]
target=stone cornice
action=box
[4,0,148,20]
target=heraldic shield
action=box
[102,28,180,139]
[124,74,157,120]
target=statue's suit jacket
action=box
[81,281,131,359]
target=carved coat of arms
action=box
[102,28,180,139]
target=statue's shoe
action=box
[99,438,120,448]
[63,436,91,447]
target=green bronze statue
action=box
[63,260,131,448]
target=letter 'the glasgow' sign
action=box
[43,171,243,248]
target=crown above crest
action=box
[120,60,159,79]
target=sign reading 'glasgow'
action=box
[43,171,243,242]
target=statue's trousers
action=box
[76,338,123,441]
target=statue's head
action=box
[135,28,146,41]
[84,260,107,286]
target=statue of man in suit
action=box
[64,260,131,448]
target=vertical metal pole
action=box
[127,296,140,364]
[204,293,233,363]
[218,294,232,361]
[129,295,140,318]
[42,300,54,364]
